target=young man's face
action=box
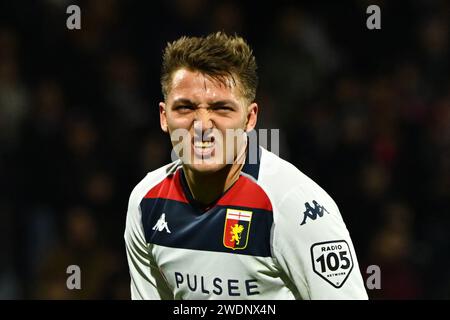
[160,68,258,174]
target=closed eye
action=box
[174,105,195,111]
[211,105,234,112]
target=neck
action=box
[183,147,247,206]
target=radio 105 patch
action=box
[310,240,354,288]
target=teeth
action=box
[194,141,214,148]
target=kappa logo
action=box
[300,200,330,225]
[152,213,171,233]
[223,209,252,250]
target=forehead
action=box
[168,68,242,103]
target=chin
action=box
[184,161,228,175]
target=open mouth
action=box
[192,136,215,158]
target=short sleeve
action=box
[271,186,368,300]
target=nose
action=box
[194,108,213,135]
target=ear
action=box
[159,102,168,133]
[245,102,258,132]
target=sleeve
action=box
[124,183,173,300]
[271,185,368,300]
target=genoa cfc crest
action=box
[223,209,253,250]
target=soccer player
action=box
[124,32,368,299]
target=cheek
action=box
[214,118,248,143]
[214,113,247,129]
[166,114,193,131]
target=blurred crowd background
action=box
[0,0,449,299]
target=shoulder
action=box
[257,147,338,213]
[127,159,182,210]
[125,159,182,239]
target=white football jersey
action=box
[124,146,368,299]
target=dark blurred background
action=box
[0,0,449,299]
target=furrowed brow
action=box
[209,100,238,108]
[172,98,195,106]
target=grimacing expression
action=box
[159,68,258,173]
